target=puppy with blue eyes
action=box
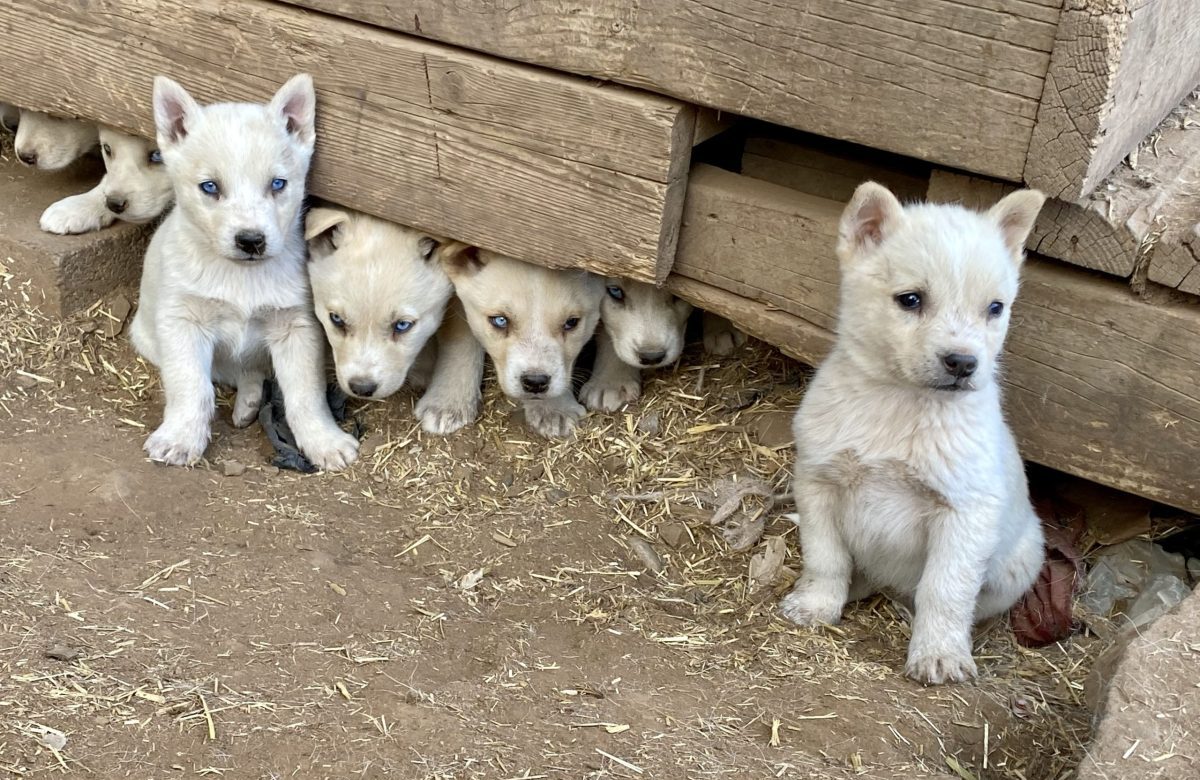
[304,207,485,434]
[440,245,603,438]
[130,74,358,470]
[780,182,1047,685]
[41,126,174,234]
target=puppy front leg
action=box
[780,474,852,625]
[702,311,747,356]
[905,506,993,685]
[268,311,359,471]
[144,317,216,466]
[524,392,587,438]
[580,327,643,412]
[40,179,117,235]
[415,300,485,435]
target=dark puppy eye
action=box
[392,319,414,335]
[148,149,163,165]
[988,301,1005,318]
[270,178,287,193]
[329,312,346,330]
[563,316,580,332]
[488,315,508,331]
[895,292,923,312]
[199,180,220,197]
[606,285,625,302]
[101,143,112,157]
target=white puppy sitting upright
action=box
[41,126,174,234]
[130,74,358,470]
[780,182,1047,685]
[442,246,602,438]
[305,207,485,434]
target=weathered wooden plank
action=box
[935,95,1200,284]
[1026,0,1200,201]
[0,0,695,282]
[741,135,931,204]
[283,0,1058,180]
[670,164,1200,514]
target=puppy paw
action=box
[232,386,264,428]
[779,586,844,626]
[579,376,641,412]
[40,194,114,235]
[525,398,586,439]
[144,423,209,467]
[703,326,748,357]
[905,649,978,685]
[415,392,479,435]
[299,426,360,471]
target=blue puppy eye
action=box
[488,315,508,330]
[393,320,414,334]
[148,149,163,165]
[606,285,625,301]
[988,301,1005,318]
[199,180,219,197]
[270,178,287,192]
[895,292,922,311]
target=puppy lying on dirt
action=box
[581,278,747,412]
[14,109,97,170]
[305,207,484,435]
[781,182,1047,685]
[41,126,173,234]
[441,245,602,438]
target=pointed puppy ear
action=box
[438,242,487,280]
[417,236,442,261]
[269,73,316,150]
[304,207,349,259]
[153,76,201,147]
[988,189,1046,262]
[838,181,906,262]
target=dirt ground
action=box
[0,267,1111,780]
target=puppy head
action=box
[153,73,315,263]
[97,126,173,223]
[14,110,98,170]
[443,246,603,401]
[836,182,1044,392]
[306,207,452,400]
[600,278,692,368]
[0,103,18,134]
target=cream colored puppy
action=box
[780,182,1047,685]
[130,74,357,470]
[305,207,485,434]
[41,126,173,234]
[14,110,98,170]
[442,246,603,438]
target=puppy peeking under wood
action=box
[441,245,603,438]
[304,207,484,435]
[781,182,1047,685]
[13,109,97,170]
[130,73,358,470]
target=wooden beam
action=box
[741,136,930,204]
[932,94,1200,285]
[282,0,1059,181]
[670,165,1200,514]
[1025,0,1200,201]
[0,0,695,282]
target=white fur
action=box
[442,247,603,438]
[581,278,691,412]
[130,74,358,470]
[40,126,173,235]
[305,207,485,435]
[780,182,1047,685]
[14,110,97,170]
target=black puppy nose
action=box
[234,230,267,256]
[941,353,978,378]
[105,196,127,214]
[348,379,378,398]
[521,373,551,394]
[17,151,37,166]
[638,349,667,366]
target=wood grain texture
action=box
[0,0,695,281]
[282,0,1059,180]
[670,164,1200,514]
[1026,0,1200,200]
[936,95,1200,285]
